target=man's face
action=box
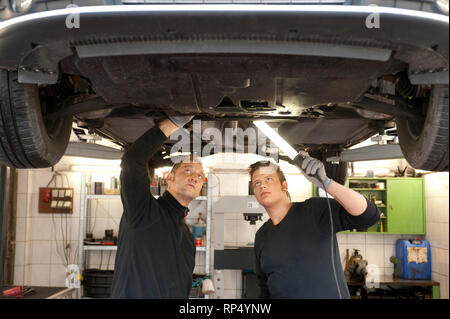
[167,162,205,201]
[251,166,288,207]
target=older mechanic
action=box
[112,116,205,299]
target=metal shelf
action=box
[86,194,207,201]
[86,194,120,199]
[84,245,117,251]
[83,245,207,252]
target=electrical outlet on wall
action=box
[38,187,74,214]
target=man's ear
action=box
[166,172,174,185]
[282,180,288,192]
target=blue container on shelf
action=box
[396,239,431,280]
[193,225,206,238]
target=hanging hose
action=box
[320,179,343,299]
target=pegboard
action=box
[38,187,74,214]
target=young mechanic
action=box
[250,153,380,298]
[111,116,205,298]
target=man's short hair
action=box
[171,153,203,174]
[248,160,291,200]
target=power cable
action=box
[320,179,343,299]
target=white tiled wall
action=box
[424,172,449,299]
[14,168,83,287]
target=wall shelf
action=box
[83,245,117,251]
[85,194,207,201]
[83,245,207,252]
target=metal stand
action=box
[212,195,266,298]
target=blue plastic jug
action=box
[396,239,431,280]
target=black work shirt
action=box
[254,197,380,299]
[111,126,195,299]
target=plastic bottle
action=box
[201,177,208,196]
[193,213,206,239]
[197,212,206,226]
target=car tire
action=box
[397,85,448,172]
[310,150,348,185]
[0,70,73,168]
[325,159,348,186]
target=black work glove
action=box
[168,115,194,128]
[293,151,332,190]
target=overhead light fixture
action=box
[71,165,121,173]
[10,0,33,13]
[253,121,298,160]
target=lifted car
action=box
[0,1,448,183]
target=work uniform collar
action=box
[161,190,189,219]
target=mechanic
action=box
[250,155,380,299]
[111,116,205,299]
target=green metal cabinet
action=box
[314,177,425,235]
[385,178,425,234]
[346,177,425,235]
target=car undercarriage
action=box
[0,4,448,176]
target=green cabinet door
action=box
[387,179,424,234]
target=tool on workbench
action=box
[101,229,117,245]
[2,286,35,298]
[390,256,399,279]
[344,249,351,281]
[345,249,368,284]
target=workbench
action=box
[1,286,76,299]
[347,275,440,299]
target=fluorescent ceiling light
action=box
[71,165,121,172]
[253,121,298,160]
[66,156,121,166]
[353,167,391,176]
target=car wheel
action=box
[0,70,73,168]
[397,85,448,172]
